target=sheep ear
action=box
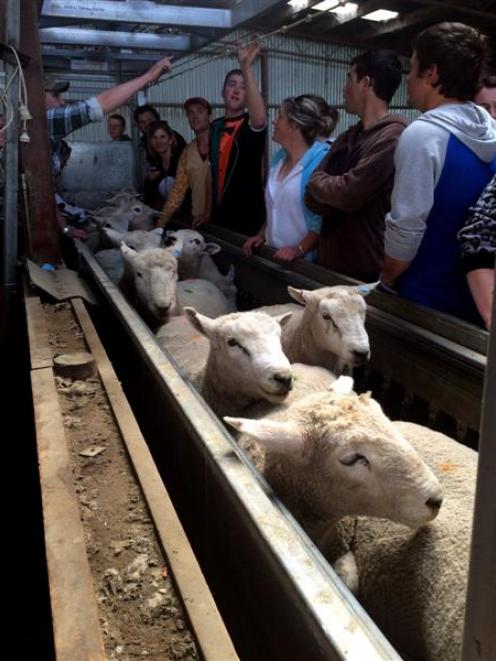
[275,312,292,328]
[183,307,215,336]
[330,375,354,394]
[355,281,379,297]
[224,417,303,454]
[120,241,137,261]
[104,227,125,247]
[287,286,314,307]
[204,242,221,255]
[150,227,164,237]
[226,265,236,282]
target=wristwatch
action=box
[62,226,71,236]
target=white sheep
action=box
[313,421,476,661]
[157,308,309,418]
[120,245,233,329]
[224,379,475,661]
[164,229,237,307]
[258,284,373,374]
[94,228,164,283]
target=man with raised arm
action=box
[207,41,267,236]
[44,55,173,178]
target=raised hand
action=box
[236,39,261,68]
[147,55,173,83]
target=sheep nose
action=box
[351,349,369,365]
[426,496,443,511]
[272,373,293,391]
[156,304,170,316]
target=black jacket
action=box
[210,113,266,236]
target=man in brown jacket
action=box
[305,50,407,281]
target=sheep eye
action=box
[193,239,201,246]
[136,271,143,278]
[133,206,141,213]
[340,453,369,467]
[322,313,339,330]
[227,338,239,347]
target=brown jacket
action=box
[305,114,407,281]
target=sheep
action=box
[224,379,473,661]
[94,227,164,284]
[157,307,311,418]
[93,196,157,232]
[120,245,233,329]
[164,229,237,307]
[257,284,374,374]
[314,421,477,661]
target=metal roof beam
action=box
[39,26,191,50]
[41,0,232,29]
[408,0,496,22]
[230,0,288,26]
[41,46,182,62]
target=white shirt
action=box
[265,157,307,249]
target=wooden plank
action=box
[20,0,61,264]
[31,367,106,661]
[71,298,238,661]
[23,282,52,370]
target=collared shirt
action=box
[47,97,104,175]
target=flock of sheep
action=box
[85,191,477,661]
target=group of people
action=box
[44,21,495,330]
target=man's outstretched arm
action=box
[96,56,172,114]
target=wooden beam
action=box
[20,0,61,265]
[31,367,107,660]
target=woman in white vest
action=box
[243,94,338,262]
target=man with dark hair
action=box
[207,42,267,236]
[475,74,496,119]
[382,23,496,324]
[157,97,212,227]
[304,49,406,280]
[107,113,130,141]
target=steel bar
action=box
[462,282,496,661]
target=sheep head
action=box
[225,376,443,529]
[164,229,220,258]
[104,227,163,251]
[184,308,293,403]
[121,244,178,323]
[288,285,370,367]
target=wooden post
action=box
[20,0,61,264]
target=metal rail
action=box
[197,225,486,441]
[77,241,402,661]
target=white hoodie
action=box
[385,102,496,260]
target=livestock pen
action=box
[2,2,495,660]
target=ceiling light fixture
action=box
[312,0,341,11]
[362,9,399,21]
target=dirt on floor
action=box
[44,301,199,661]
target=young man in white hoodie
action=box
[382,23,496,324]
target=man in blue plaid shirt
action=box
[45,54,172,177]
